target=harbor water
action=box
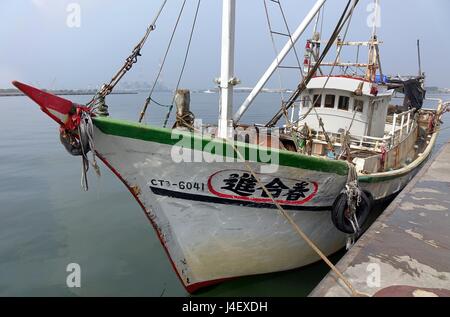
[0,92,448,296]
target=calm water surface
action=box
[0,92,449,296]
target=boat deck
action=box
[309,141,450,297]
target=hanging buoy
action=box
[331,190,371,234]
[60,129,87,156]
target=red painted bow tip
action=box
[12,80,74,115]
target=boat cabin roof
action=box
[306,75,393,97]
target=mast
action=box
[307,6,324,77]
[233,0,327,124]
[217,0,237,139]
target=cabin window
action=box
[324,95,335,108]
[338,96,350,111]
[354,99,364,113]
[313,95,322,108]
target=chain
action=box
[87,0,168,106]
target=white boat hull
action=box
[91,118,435,292]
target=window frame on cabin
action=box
[313,94,322,108]
[338,96,350,111]
[324,94,336,109]
[353,98,365,113]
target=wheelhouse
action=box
[299,76,393,138]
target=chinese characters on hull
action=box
[221,173,313,202]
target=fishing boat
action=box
[13,0,448,293]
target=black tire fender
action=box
[363,190,374,207]
[331,190,371,234]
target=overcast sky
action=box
[1,0,450,90]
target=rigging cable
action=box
[308,0,356,153]
[263,0,308,126]
[88,0,168,108]
[290,4,355,155]
[320,2,325,37]
[139,0,188,123]
[274,0,304,80]
[163,0,202,128]
[149,97,172,108]
[266,0,359,128]
[263,0,287,107]
[263,0,296,125]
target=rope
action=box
[139,0,188,123]
[173,117,368,297]
[229,140,367,297]
[242,1,367,295]
[78,111,101,191]
[174,110,195,130]
[148,97,171,108]
[343,161,363,248]
[338,108,358,160]
[163,0,202,128]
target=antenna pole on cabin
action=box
[217,0,237,139]
[233,0,327,124]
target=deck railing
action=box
[388,109,415,146]
[301,108,417,153]
[311,131,389,152]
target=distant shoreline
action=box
[0,91,138,97]
[2,88,448,98]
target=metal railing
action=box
[312,131,388,152]
[304,108,417,153]
[388,109,415,146]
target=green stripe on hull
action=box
[93,117,349,176]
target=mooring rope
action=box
[228,141,368,297]
[174,115,369,297]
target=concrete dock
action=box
[310,142,450,297]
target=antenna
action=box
[417,39,422,77]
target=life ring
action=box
[331,190,371,234]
